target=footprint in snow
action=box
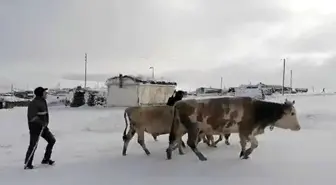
[0,144,12,149]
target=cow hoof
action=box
[166,149,172,160]
[122,149,127,156]
[178,151,185,155]
[242,155,249,159]
[199,156,207,161]
[239,151,244,158]
[145,150,151,156]
[225,141,230,145]
[196,153,207,161]
[239,151,250,159]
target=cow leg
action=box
[224,133,231,145]
[178,138,185,155]
[166,127,177,160]
[186,127,207,161]
[196,130,206,143]
[202,135,207,143]
[214,134,223,146]
[243,135,258,159]
[199,133,206,143]
[166,142,176,159]
[202,134,213,147]
[203,134,218,148]
[137,130,150,155]
[181,140,186,148]
[202,139,206,143]
[122,127,136,156]
[169,138,185,155]
[197,133,203,144]
[239,133,249,159]
[208,135,218,148]
[166,136,180,160]
[167,116,207,161]
[202,135,209,144]
[196,131,203,145]
[200,130,213,146]
[166,128,186,159]
[197,136,202,145]
[206,135,213,146]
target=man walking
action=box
[24,87,56,169]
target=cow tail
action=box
[123,109,129,138]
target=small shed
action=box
[105,74,177,107]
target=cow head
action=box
[274,99,301,131]
[167,91,185,106]
[175,90,185,100]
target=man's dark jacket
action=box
[27,97,49,133]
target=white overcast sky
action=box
[1,0,335,92]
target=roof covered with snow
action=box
[106,74,177,86]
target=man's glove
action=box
[41,121,48,127]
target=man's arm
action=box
[28,102,47,126]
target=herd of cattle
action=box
[122,90,301,161]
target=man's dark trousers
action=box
[24,126,56,166]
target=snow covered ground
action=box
[1,94,336,185]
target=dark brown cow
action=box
[166,96,301,161]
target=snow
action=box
[1,94,336,184]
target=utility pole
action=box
[282,58,286,95]
[290,70,293,90]
[149,66,154,79]
[220,77,223,89]
[84,53,87,89]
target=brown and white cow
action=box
[166,96,301,161]
[122,105,187,156]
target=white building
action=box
[105,74,177,107]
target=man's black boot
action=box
[24,164,34,170]
[41,159,55,165]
